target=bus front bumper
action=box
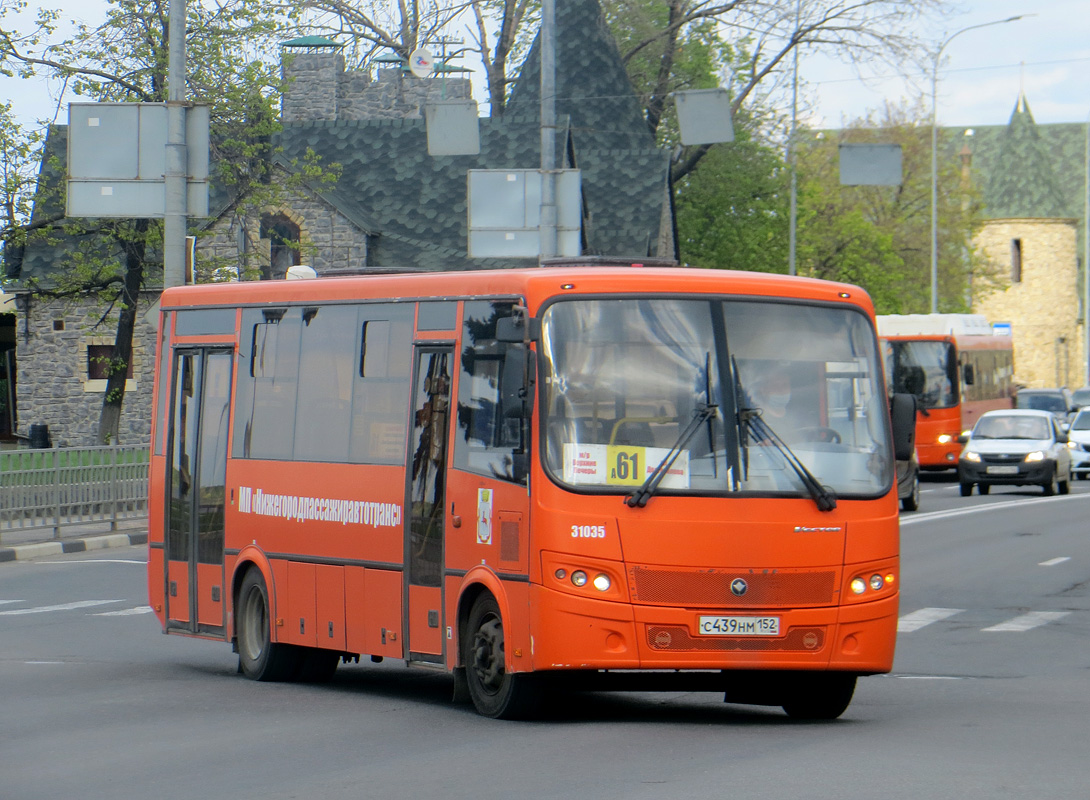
[527,584,897,675]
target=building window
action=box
[1011,238,1023,283]
[260,213,302,280]
[87,345,134,381]
[81,339,138,393]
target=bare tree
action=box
[290,0,477,74]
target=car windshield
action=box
[1071,411,1090,431]
[974,414,1050,440]
[1016,392,1067,413]
[883,339,957,409]
[539,297,893,501]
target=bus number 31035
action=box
[572,525,607,538]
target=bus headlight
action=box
[869,574,884,591]
[571,570,588,587]
[850,577,867,595]
[937,434,954,444]
[592,574,611,592]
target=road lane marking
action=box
[900,492,1090,526]
[0,600,25,606]
[0,600,123,615]
[898,607,964,632]
[1039,557,1071,566]
[93,606,153,616]
[982,611,1071,632]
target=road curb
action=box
[0,531,148,563]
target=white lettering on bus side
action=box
[237,486,403,529]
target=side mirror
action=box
[957,432,970,444]
[890,392,917,462]
[962,363,975,386]
[495,312,541,343]
[501,345,536,419]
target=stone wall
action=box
[282,52,472,124]
[195,181,370,279]
[974,218,1085,388]
[13,294,159,447]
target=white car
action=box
[1066,408,1090,479]
[958,409,1072,496]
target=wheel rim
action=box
[240,587,267,662]
[471,614,505,696]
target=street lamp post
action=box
[930,15,1028,314]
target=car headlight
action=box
[1024,450,1046,463]
[962,451,981,463]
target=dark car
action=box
[958,409,1072,496]
[1014,388,1075,422]
[1071,386,1090,410]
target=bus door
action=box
[405,346,453,662]
[165,348,232,636]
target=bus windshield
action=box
[540,298,892,500]
[884,339,957,409]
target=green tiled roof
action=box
[978,94,1066,219]
[939,93,1081,221]
[506,0,653,147]
[5,0,672,286]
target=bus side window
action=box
[237,310,300,460]
[294,306,356,462]
[349,305,413,465]
[454,300,529,485]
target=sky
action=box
[2,0,1089,133]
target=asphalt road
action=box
[1,479,1087,800]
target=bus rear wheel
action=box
[464,594,540,719]
[781,673,857,720]
[237,568,300,682]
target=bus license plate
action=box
[698,615,780,636]
[986,465,1019,475]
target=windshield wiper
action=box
[743,411,838,512]
[627,404,718,508]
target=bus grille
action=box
[647,625,826,652]
[628,566,836,607]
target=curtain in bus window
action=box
[245,311,301,460]
[349,304,414,465]
[294,306,356,462]
[454,300,528,485]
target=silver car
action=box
[1067,408,1090,479]
[958,409,1072,496]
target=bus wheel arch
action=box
[461,591,542,719]
[234,561,300,682]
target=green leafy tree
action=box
[0,0,337,444]
[0,99,43,260]
[793,99,988,313]
[674,118,790,272]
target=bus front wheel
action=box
[464,594,540,719]
[781,673,857,720]
[237,568,300,682]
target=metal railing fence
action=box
[0,445,148,541]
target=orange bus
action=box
[878,314,1014,470]
[148,263,914,720]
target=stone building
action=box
[951,92,1087,389]
[1,0,674,447]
